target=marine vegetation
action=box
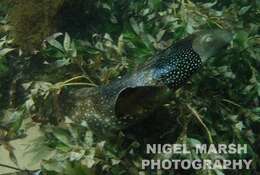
[0,0,259,175]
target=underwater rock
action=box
[64,30,232,136]
[6,0,97,52]
[7,0,64,51]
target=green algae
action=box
[6,0,100,52]
[8,0,64,52]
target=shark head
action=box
[192,30,233,61]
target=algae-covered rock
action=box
[8,0,64,52]
[6,0,99,52]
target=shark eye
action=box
[201,34,213,44]
[205,36,213,43]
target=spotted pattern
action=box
[153,40,202,89]
[68,37,203,136]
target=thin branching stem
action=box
[62,82,97,87]
[62,75,97,86]
[187,104,213,144]
[222,99,242,108]
[62,75,87,84]
[0,163,25,172]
